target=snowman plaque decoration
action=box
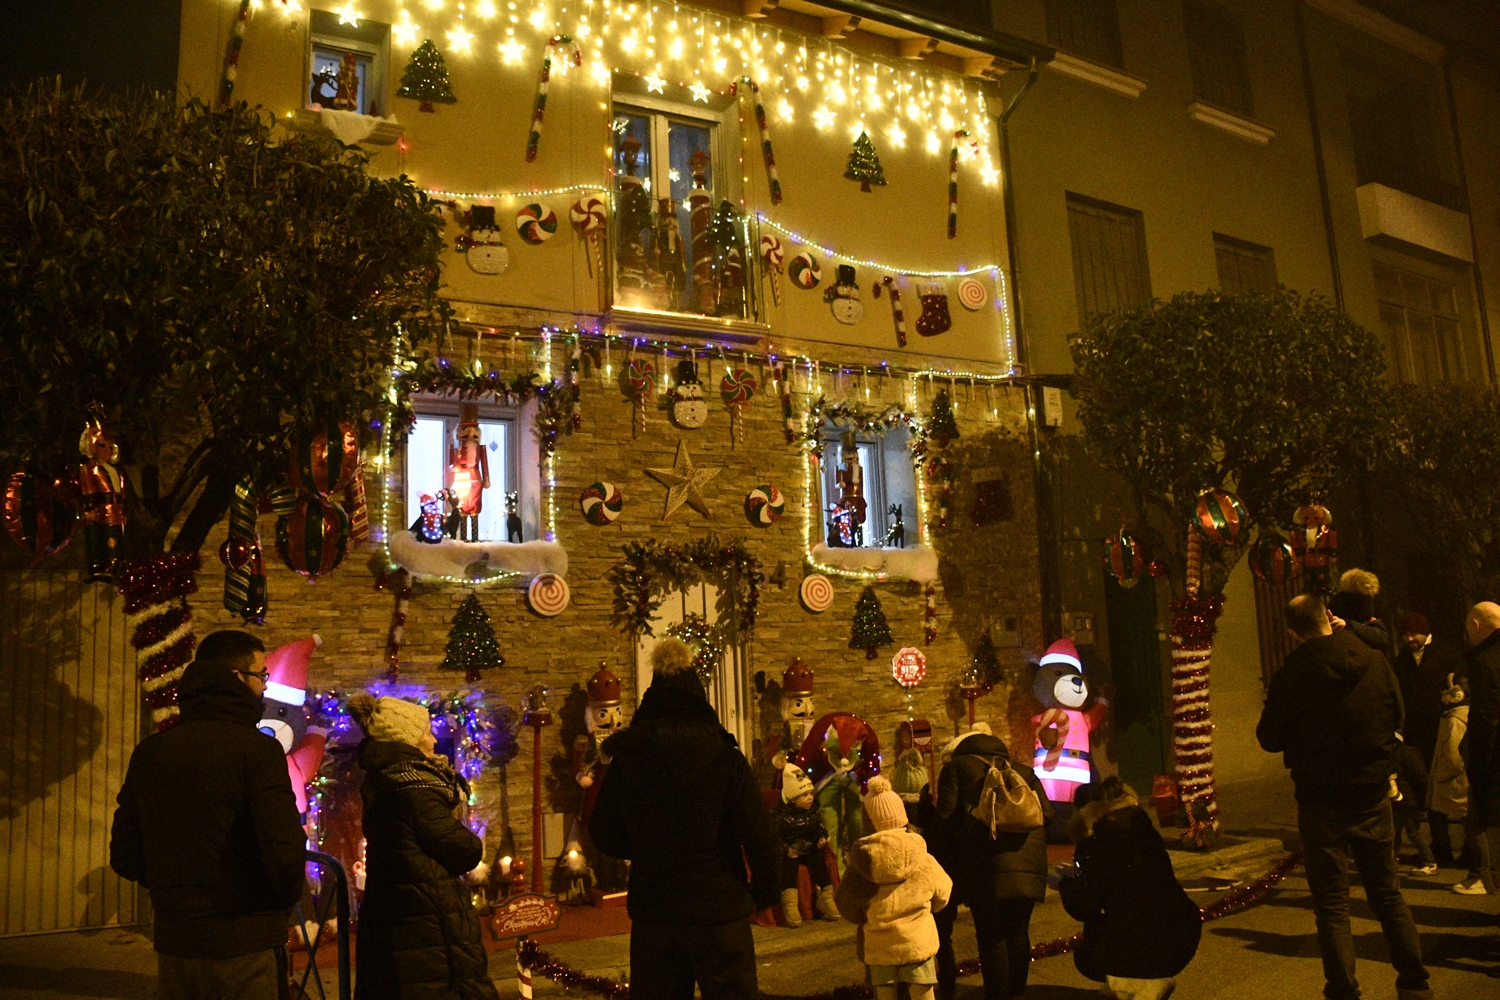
[825,264,864,325]
[669,359,709,429]
[462,205,509,276]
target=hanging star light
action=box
[645,441,721,519]
[336,3,360,26]
[689,81,712,103]
[644,74,667,94]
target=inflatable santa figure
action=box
[1030,638,1109,804]
[259,636,329,816]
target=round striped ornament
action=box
[788,252,821,289]
[528,573,571,616]
[720,368,758,404]
[288,420,359,498]
[1193,489,1248,546]
[799,574,834,613]
[3,469,76,565]
[569,196,606,234]
[1251,533,1298,584]
[275,495,350,581]
[1104,527,1146,588]
[516,203,558,244]
[579,482,623,525]
[744,485,784,526]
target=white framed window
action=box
[818,427,917,549]
[307,10,389,117]
[403,400,520,542]
[612,91,749,319]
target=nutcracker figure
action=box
[78,415,126,583]
[446,404,489,541]
[836,430,867,547]
[768,659,817,791]
[569,663,628,894]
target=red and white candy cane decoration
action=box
[525,36,582,162]
[384,568,411,681]
[626,358,656,435]
[518,953,533,1000]
[1185,525,1203,598]
[733,79,783,205]
[774,361,797,444]
[121,554,201,730]
[218,0,252,107]
[872,277,908,348]
[1170,595,1224,847]
[760,235,785,305]
[947,130,974,239]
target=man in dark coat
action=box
[932,725,1051,1000]
[111,631,307,1000]
[1257,595,1431,1000]
[1394,612,1468,863]
[1462,602,1500,980]
[589,639,779,1000]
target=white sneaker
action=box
[1452,879,1489,895]
[1410,864,1438,875]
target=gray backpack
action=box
[970,756,1044,836]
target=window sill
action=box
[1186,102,1275,145]
[1044,52,1146,99]
[809,543,938,584]
[286,108,404,146]
[388,531,568,582]
[606,307,768,345]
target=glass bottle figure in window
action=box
[616,136,653,306]
[655,198,686,309]
[446,403,489,541]
[689,149,715,314]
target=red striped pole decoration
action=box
[873,276,908,347]
[517,948,533,1000]
[218,0,252,107]
[119,553,201,730]
[948,130,971,239]
[1169,596,1224,847]
[525,36,581,162]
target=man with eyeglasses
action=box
[111,630,307,1000]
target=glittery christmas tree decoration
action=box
[441,592,505,682]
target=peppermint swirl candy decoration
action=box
[788,252,821,289]
[720,368,758,404]
[744,485,784,526]
[569,195,606,234]
[957,278,988,311]
[760,234,784,268]
[527,573,571,616]
[516,202,558,244]
[799,574,834,613]
[579,482,623,525]
[626,359,656,397]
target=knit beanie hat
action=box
[782,764,815,803]
[862,775,907,832]
[347,692,432,748]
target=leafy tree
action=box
[1069,288,1389,844]
[0,83,449,559]
[1384,382,1500,603]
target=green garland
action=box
[608,534,762,638]
[389,359,580,454]
[797,395,920,460]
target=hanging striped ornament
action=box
[1250,533,1298,585]
[288,420,359,499]
[1193,489,1249,546]
[872,276,907,348]
[276,495,351,581]
[1105,526,1147,589]
[948,130,971,239]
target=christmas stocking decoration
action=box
[915,283,952,337]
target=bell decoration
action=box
[275,494,351,581]
[1250,533,1298,585]
[4,468,78,566]
[1104,526,1146,589]
[1193,489,1248,547]
[288,420,360,499]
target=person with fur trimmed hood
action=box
[1059,778,1201,1000]
[347,692,498,1000]
[589,638,780,1000]
[835,776,952,1000]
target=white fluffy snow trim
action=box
[390,531,568,581]
[318,109,395,144]
[150,705,180,725]
[809,543,938,583]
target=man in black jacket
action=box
[590,638,779,1000]
[1394,611,1468,863]
[111,631,307,1000]
[1257,594,1431,1000]
[1463,602,1500,979]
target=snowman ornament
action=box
[825,264,864,325]
[669,359,709,429]
[462,205,509,276]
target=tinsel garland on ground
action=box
[1170,595,1225,847]
[515,850,1301,1000]
[119,553,201,730]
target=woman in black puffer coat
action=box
[1060,778,1200,999]
[349,693,499,1000]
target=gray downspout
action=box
[999,58,1062,643]
[1295,2,1345,312]
[1443,58,1496,384]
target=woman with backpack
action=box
[932,725,1052,1000]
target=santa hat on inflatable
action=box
[264,635,320,706]
[1039,637,1081,671]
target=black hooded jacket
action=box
[1257,629,1404,807]
[354,739,497,1000]
[1465,629,1500,824]
[109,661,306,958]
[588,671,779,925]
[933,733,1052,904]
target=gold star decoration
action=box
[645,441,721,519]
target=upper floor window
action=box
[308,10,389,117]
[612,96,748,319]
[1214,233,1277,294]
[1045,0,1125,69]
[1184,2,1253,118]
[819,427,916,550]
[1066,193,1151,320]
[1340,46,1463,212]
[404,401,519,542]
[1374,261,1472,386]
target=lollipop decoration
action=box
[744,485,784,526]
[760,235,785,305]
[525,35,582,162]
[788,251,821,290]
[720,367,758,445]
[569,195,607,276]
[872,276,908,348]
[799,574,834,613]
[579,482,623,525]
[516,203,558,244]
[625,358,656,435]
[528,573,571,616]
[957,278,988,311]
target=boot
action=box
[780,888,802,927]
[815,884,840,920]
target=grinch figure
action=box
[796,712,880,873]
[446,403,489,541]
[570,664,628,893]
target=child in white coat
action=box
[836,776,953,1000]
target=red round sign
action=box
[891,647,927,688]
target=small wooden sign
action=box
[490,893,561,941]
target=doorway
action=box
[635,583,750,750]
[1103,575,1167,793]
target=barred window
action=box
[1214,234,1277,294]
[1067,193,1151,319]
[1374,262,1470,385]
[1184,3,1253,118]
[1045,0,1125,69]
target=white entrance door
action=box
[635,583,750,750]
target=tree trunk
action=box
[1169,595,1224,848]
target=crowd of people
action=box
[106,579,1500,1000]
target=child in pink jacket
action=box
[836,776,953,1000]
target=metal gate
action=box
[0,570,140,936]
